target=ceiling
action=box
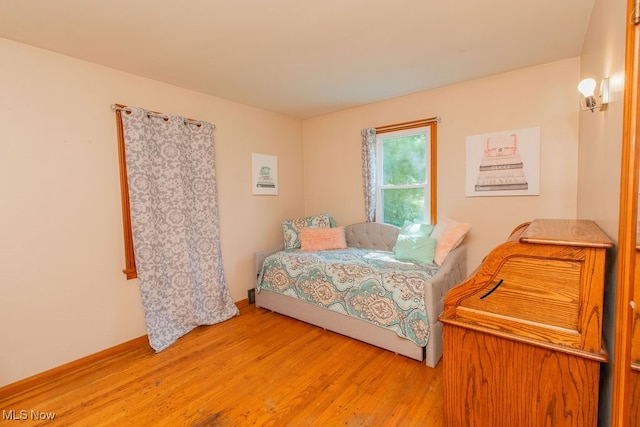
[0,0,594,119]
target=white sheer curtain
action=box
[120,106,238,352]
[361,127,377,222]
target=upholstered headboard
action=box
[344,222,400,251]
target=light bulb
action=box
[578,78,597,98]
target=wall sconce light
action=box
[578,77,610,112]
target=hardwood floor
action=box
[0,305,444,426]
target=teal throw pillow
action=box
[394,235,437,264]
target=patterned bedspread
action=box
[256,248,440,346]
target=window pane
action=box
[382,134,426,185]
[382,188,425,227]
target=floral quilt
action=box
[256,248,440,346]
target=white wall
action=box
[0,38,304,387]
[575,0,627,424]
[1,21,615,397]
[302,58,581,270]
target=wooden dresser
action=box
[440,218,613,427]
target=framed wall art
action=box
[465,127,540,197]
[252,153,278,195]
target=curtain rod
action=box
[375,116,440,134]
[110,103,214,128]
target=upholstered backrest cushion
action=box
[282,213,334,250]
[299,227,347,251]
[344,222,400,251]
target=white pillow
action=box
[431,217,471,265]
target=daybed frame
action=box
[254,222,467,367]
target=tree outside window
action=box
[376,128,431,227]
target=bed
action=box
[255,220,468,367]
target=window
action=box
[375,120,437,227]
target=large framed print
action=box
[465,127,540,197]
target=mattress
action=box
[256,247,441,346]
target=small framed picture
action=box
[252,153,278,195]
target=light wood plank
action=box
[0,305,443,426]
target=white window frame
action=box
[375,124,437,225]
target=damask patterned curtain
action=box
[120,107,238,352]
[361,127,377,222]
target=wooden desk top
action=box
[519,219,614,248]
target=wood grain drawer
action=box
[450,244,605,353]
[443,325,601,427]
[460,255,581,330]
[442,219,612,355]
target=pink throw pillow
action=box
[431,218,471,266]
[299,227,347,251]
